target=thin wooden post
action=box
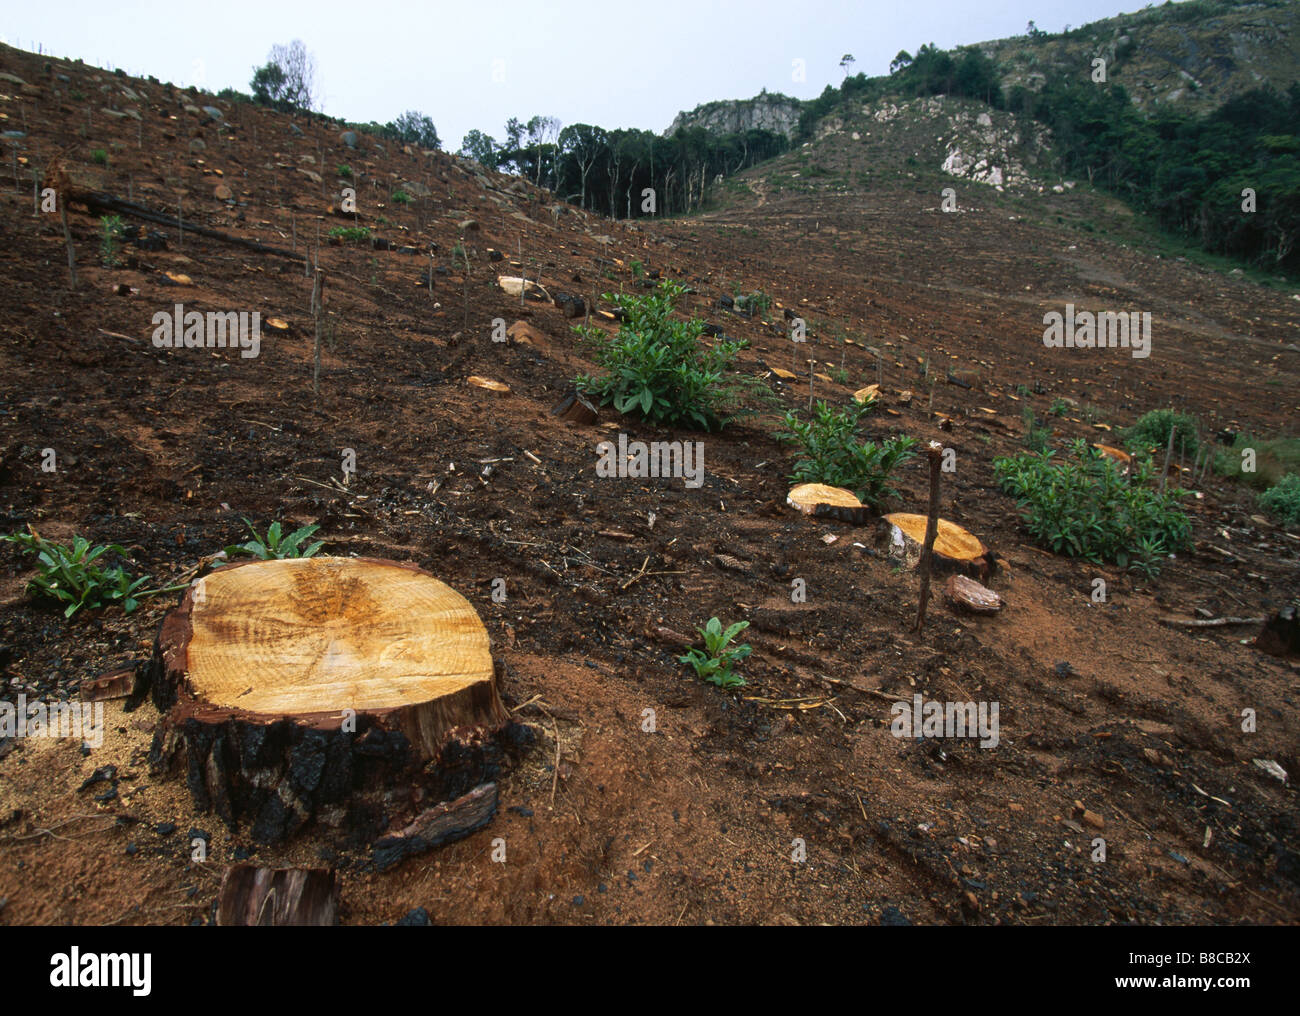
[1159,427,1176,493]
[915,441,943,633]
[312,266,325,394]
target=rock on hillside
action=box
[817,95,1055,194]
[665,90,804,139]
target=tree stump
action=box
[149,557,517,845]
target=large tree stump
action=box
[149,557,518,846]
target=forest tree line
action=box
[459,117,789,218]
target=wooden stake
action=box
[914,441,943,633]
[312,267,325,394]
[1159,427,1176,493]
[60,198,76,290]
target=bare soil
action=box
[0,43,1297,926]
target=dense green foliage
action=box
[386,110,441,150]
[776,399,918,509]
[1258,474,1300,526]
[790,11,1300,276]
[995,441,1193,576]
[328,226,371,244]
[575,280,747,431]
[1023,80,1300,275]
[798,45,1004,138]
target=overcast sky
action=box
[6,1,1164,146]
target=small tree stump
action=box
[787,483,870,525]
[149,557,515,845]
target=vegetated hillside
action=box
[0,40,1298,928]
[715,93,1058,209]
[980,0,1300,115]
[669,0,1299,145]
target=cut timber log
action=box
[148,557,517,845]
[216,865,339,926]
[787,483,871,525]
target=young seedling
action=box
[224,519,325,560]
[679,617,752,689]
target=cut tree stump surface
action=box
[184,556,493,717]
[149,557,513,844]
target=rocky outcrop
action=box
[665,91,804,140]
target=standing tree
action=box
[250,40,318,113]
[460,129,499,169]
[840,53,855,78]
[527,115,562,189]
[387,110,441,150]
[558,123,607,210]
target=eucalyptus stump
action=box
[149,557,519,853]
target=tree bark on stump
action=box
[148,557,521,847]
[216,865,339,926]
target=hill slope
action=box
[0,41,1297,928]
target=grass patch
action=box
[1215,433,1300,490]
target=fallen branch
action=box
[76,190,308,263]
[1159,616,1264,628]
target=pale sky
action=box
[5,0,1165,146]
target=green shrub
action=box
[328,226,371,244]
[575,279,747,431]
[337,164,353,178]
[1048,397,1071,417]
[91,148,108,165]
[994,440,1193,577]
[734,290,772,317]
[1258,474,1300,527]
[1124,408,1199,456]
[776,399,918,509]
[391,189,411,204]
[679,617,752,689]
